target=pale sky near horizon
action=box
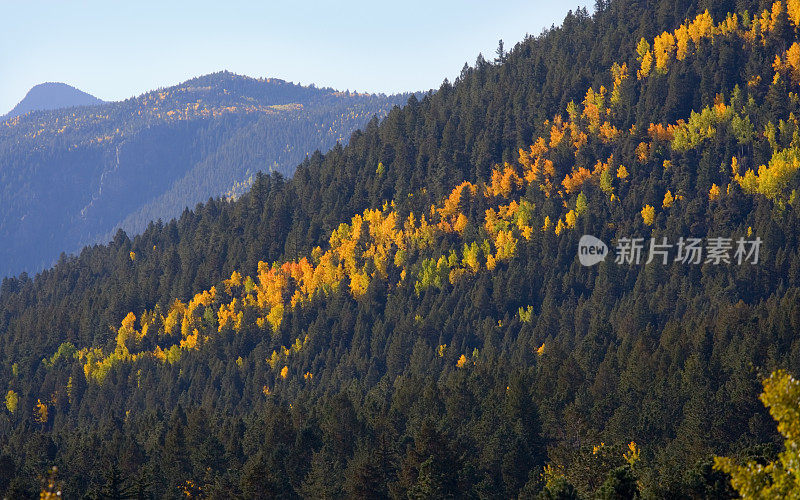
[1,1,592,115]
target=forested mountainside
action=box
[0,72,409,278]
[3,82,104,120]
[6,0,800,497]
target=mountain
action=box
[0,72,411,278]
[6,0,800,497]
[4,82,103,119]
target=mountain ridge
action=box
[4,82,104,119]
[0,71,412,278]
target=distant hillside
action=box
[4,82,103,119]
[0,72,412,278]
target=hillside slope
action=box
[5,0,800,497]
[0,72,410,278]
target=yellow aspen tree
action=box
[518,306,533,323]
[561,167,593,194]
[582,87,605,132]
[636,37,652,77]
[789,0,800,26]
[689,10,714,44]
[675,24,691,60]
[648,123,674,142]
[565,210,577,229]
[224,270,243,295]
[719,13,739,35]
[715,370,800,498]
[554,218,566,235]
[266,304,284,332]
[636,142,650,162]
[5,390,18,413]
[610,62,628,107]
[640,49,654,78]
[600,168,614,195]
[663,190,675,208]
[550,119,566,147]
[566,100,579,122]
[736,169,760,194]
[575,192,588,216]
[787,42,800,79]
[771,1,786,32]
[35,399,48,425]
[641,205,655,225]
[653,31,676,70]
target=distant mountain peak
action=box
[4,82,103,119]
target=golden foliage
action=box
[715,370,800,498]
[624,442,641,466]
[641,204,655,225]
[688,9,715,44]
[561,167,593,194]
[636,141,650,162]
[610,62,628,107]
[224,270,243,295]
[653,31,676,70]
[487,164,522,198]
[663,190,675,208]
[554,218,566,236]
[648,123,674,142]
[709,183,722,200]
[675,24,691,60]
[599,121,620,143]
[789,0,800,26]
[5,390,18,414]
[735,147,800,200]
[637,38,653,78]
[35,399,48,425]
[582,86,606,132]
[549,115,567,147]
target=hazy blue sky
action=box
[1,1,592,115]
